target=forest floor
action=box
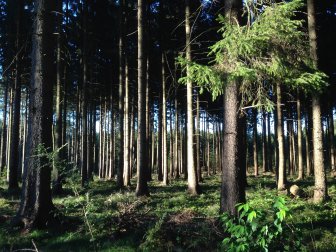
[0,172,336,251]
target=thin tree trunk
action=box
[162,53,168,185]
[297,94,304,180]
[253,110,258,176]
[276,82,286,190]
[124,61,130,186]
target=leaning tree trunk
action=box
[185,0,199,195]
[307,0,327,203]
[15,0,55,229]
[135,0,149,196]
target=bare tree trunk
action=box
[185,0,199,195]
[0,84,9,172]
[328,104,335,172]
[174,93,179,178]
[15,0,55,229]
[262,111,267,173]
[307,0,327,202]
[253,110,258,176]
[117,0,125,188]
[276,82,286,190]
[81,0,88,186]
[135,0,149,196]
[162,54,168,185]
[124,62,130,186]
[8,0,23,191]
[52,0,63,193]
[196,93,202,182]
[297,94,304,180]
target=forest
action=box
[0,0,336,251]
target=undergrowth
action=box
[0,174,335,251]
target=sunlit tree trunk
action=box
[328,104,335,172]
[135,0,149,196]
[307,0,327,203]
[162,54,168,185]
[117,0,125,188]
[185,0,199,195]
[253,110,258,176]
[297,94,304,180]
[276,82,286,190]
[262,111,267,173]
[124,62,130,186]
[52,0,63,193]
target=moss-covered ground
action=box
[0,173,335,251]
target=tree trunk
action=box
[329,105,335,172]
[81,0,88,187]
[52,0,63,194]
[15,0,55,229]
[117,0,125,188]
[135,0,149,196]
[162,53,168,185]
[262,111,267,173]
[307,0,327,203]
[8,0,23,191]
[185,0,199,195]
[124,61,130,186]
[253,110,258,176]
[276,82,286,190]
[297,94,304,180]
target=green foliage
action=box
[220,197,305,252]
[178,0,328,111]
[139,213,168,252]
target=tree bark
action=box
[276,82,286,190]
[297,94,304,180]
[185,0,199,195]
[135,0,149,196]
[307,0,327,203]
[8,0,23,191]
[15,0,55,229]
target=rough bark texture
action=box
[185,0,199,195]
[15,0,55,229]
[135,0,149,196]
[220,0,245,216]
[307,0,327,203]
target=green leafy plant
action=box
[220,197,306,252]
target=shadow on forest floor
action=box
[0,174,335,251]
